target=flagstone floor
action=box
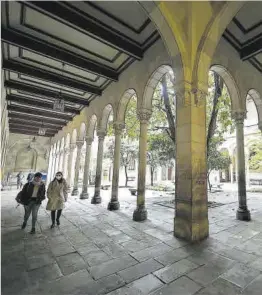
[1,188,262,295]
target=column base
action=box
[133,207,147,222]
[236,208,251,221]
[91,194,102,204]
[80,192,89,199]
[71,188,79,196]
[174,217,209,242]
[107,200,120,211]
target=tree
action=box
[207,137,231,191]
[249,140,262,172]
[105,138,138,187]
[147,133,175,186]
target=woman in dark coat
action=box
[20,172,46,234]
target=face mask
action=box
[56,176,62,180]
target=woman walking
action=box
[46,172,68,228]
[20,172,46,234]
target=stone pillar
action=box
[108,122,125,210]
[233,111,251,221]
[258,122,262,135]
[62,148,68,175]
[91,130,106,204]
[67,143,76,190]
[174,83,209,242]
[245,149,250,188]
[133,109,152,221]
[53,153,58,176]
[80,137,93,199]
[72,141,84,196]
[230,164,234,184]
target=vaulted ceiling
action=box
[223,1,262,73]
[1,1,159,137]
[2,1,261,138]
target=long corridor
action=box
[2,189,262,295]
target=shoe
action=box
[30,228,36,234]
[21,222,26,229]
[56,219,60,226]
[50,223,55,229]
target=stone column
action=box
[233,111,251,221]
[174,83,209,242]
[72,141,84,196]
[245,149,250,187]
[133,109,152,221]
[108,122,125,210]
[80,137,93,199]
[53,153,58,176]
[258,122,262,135]
[67,143,76,190]
[91,130,106,204]
[62,148,68,175]
[230,164,234,184]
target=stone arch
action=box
[194,2,245,88]
[71,129,77,144]
[116,89,137,123]
[210,65,242,112]
[78,122,86,141]
[247,89,262,124]
[87,114,97,139]
[99,104,113,132]
[15,147,37,172]
[142,64,173,110]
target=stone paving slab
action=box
[1,189,262,295]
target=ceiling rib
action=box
[9,122,59,133]
[6,94,80,115]
[7,105,71,121]
[27,1,144,60]
[3,60,102,95]
[9,128,54,137]
[8,113,65,127]
[2,28,119,81]
[240,36,262,61]
[5,80,90,106]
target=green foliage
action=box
[249,140,262,172]
[207,137,231,172]
[123,97,140,140]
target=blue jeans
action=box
[24,200,40,228]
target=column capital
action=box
[137,108,152,124]
[76,140,84,150]
[97,130,106,140]
[232,111,246,123]
[70,143,76,151]
[85,136,93,145]
[113,122,125,135]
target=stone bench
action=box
[127,176,135,182]
[129,188,137,196]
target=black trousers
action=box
[51,210,62,223]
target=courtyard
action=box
[2,188,262,295]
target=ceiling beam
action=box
[2,28,118,81]
[7,105,71,121]
[27,1,143,60]
[3,60,102,95]
[5,80,90,106]
[9,128,55,137]
[9,123,59,133]
[240,37,262,61]
[8,113,65,127]
[6,94,80,115]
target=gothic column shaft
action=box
[133,109,151,221]
[108,122,125,210]
[234,111,250,220]
[174,82,209,242]
[72,141,84,196]
[91,131,106,204]
[67,144,76,189]
[62,149,68,175]
[80,137,93,199]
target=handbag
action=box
[15,190,24,205]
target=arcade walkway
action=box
[2,190,262,295]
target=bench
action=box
[127,176,135,182]
[129,188,137,196]
[211,184,223,189]
[101,184,111,190]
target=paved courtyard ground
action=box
[1,187,262,295]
